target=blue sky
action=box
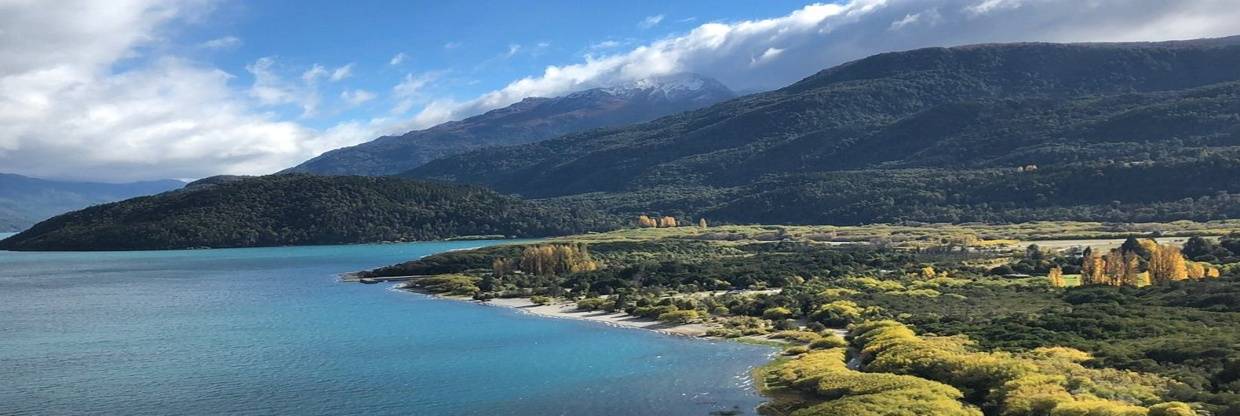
[3,0,1239,182]
[186,0,811,130]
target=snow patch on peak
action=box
[594,73,731,100]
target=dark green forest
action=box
[0,175,615,251]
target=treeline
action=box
[0,175,618,251]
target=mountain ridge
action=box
[402,36,1240,224]
[283,73,734,176]
[0,173,184,232]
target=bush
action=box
[763,306,795,320]
[529,295,553,305]
[657,309,699,324]
[809,334,848,349]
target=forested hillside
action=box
[404,38,1240,225]
[0,175,615,251]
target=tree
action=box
[636,215,657,228]
[1026,244,1044,261]
[699,218,708,228]
[491,257,512,277]
[1081,248,1107,286]
[658,216,678,228]
[1148,244,1189,283]
[1187,262,1206,280]
[1048,266,1066,288]
[1182,236,1218,260]
[519,244,599,275]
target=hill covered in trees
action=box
[284,73,733,176]
[0,175,615,251]
[404,37,1240,225]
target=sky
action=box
[2,0,1239,182]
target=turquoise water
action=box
[0,240,774,415]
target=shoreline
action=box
[398,286,717,338]
[480,297,715,337]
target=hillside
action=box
[404,37,1240,224]
[0,175,615,251]
[0,173,184,232]
[284,73,733,176]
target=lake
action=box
[0,239,773,415]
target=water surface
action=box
[0,241,773,415]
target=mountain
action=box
[0,175,614,251]
[284,73,734,176]
[0,173,184,232]
[403,37,1240,224]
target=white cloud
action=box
[199,35,241,50]
[330,63,353,82]
[301,63,328,83]
[751,47,784,66]
[245,57,295,105]
[443,41,462,50]
[340,89,376,106]
[390,72,441,115]
[389,52,407,65]
[0,0,379,181]
[965,0,1022,16]
[405,0,1240,129]
[639,14,665,29]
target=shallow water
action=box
[0,241,773,415]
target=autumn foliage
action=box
[636,215,679,228]
[492,243,599,276]
[1081,239,1220,287]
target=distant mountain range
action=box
[404,36,1240,224]
[0,175,614,251]
[284,73,735,176]
[0,173,183,232]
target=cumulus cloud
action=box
[0,0,375,181]
[405,0,1240,129]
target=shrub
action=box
[809,334,848,349]
[657,309,699,324]
[529,295,553,305]
[763,306,795,320]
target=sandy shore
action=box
[474,297,715,337]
